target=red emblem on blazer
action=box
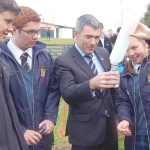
[148,74,150,86]
[40,68,46,82]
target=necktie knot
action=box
[137,66,140,71]
[84,54,93,60]
[22,52,28,58]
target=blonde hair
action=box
[127,38,149,74]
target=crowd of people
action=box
[1,0,150,150]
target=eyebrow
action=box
[5,18,14,22]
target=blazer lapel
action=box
[71,45,95,79]
[95,48,108,72]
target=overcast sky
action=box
[15,0,150,32]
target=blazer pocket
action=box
[0,145,8,150]
[69,114,89,121]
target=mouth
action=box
[131,56,138,61]
[88,46,95,50]
[31,41,36,44]
[3,34,7,39]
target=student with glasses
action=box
[19,28,40,36]
[0,6,60,150]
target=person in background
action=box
[108,29,113,37]
[97,22,113,54]
[110,27,121,45]
[0,6,60,150]
[46,28,51,41]
[55,14,119,150]
[104,30,110,38]
[116,23,150,150]
[0,0,28,149]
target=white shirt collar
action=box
[75,43,94,57]
[132,62,141,74]
[7,39,32,61]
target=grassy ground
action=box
[39,37,75,45]
[38,38,125,149]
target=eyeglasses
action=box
[19,28,40,36]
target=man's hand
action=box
[129,22,150,40]
[39,120,54,135]
[117,120,131,136]
[24,129,42,146]
[89,71,119,90]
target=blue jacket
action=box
[0,39,60,150]
[116,57,150,150]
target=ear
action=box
[74,29,78,39]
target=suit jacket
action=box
[110,34,117,45]
[0,60,28,150]
[97,36,113,54]
[55,45,118,146]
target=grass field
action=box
[39,37,75,45]
[38,37,125,149]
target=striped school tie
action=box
[20,52,30,72]
[85,55,98,75]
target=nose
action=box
[8,25,14,32]
[90,37,96,45]
[126,50,134,57]
[32,33,38,39]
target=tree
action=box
[143,3,150,28]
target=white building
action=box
[40,22,74,38]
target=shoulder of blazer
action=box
[58,44,77,59]
[95,46,109,57]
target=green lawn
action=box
[39,37,75,45]
[37,37,125,149]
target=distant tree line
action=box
[142,2,150,28]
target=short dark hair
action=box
[75,14,102,33]
[0,0,20,15]
[117,27,121,33]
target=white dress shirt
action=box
[100,37,104,47]
[132,62,141,74]
[7,39,32,69]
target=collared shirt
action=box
[75,43,104,97]
[100,37,104,47]
[132,62,141,74]
[75,43,104,74]
[7,39,32,69]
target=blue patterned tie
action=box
[20,52,30,72]
[85,55,98,75]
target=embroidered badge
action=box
[40,68,46,82]
[148,74,150,86]
[41,68,46,77]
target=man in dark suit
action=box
[55,14,119,150]
[0,0,28,149]
[110,27,121,46]
[97,23,113,54]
